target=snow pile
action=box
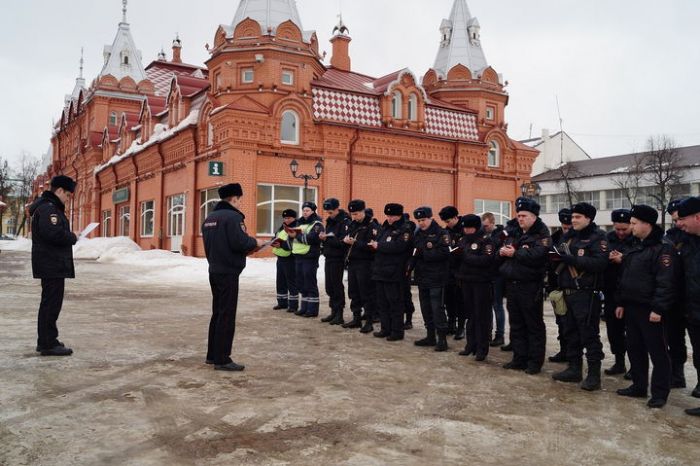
[73,237,141,260]
[0,237,32,252]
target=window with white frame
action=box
[241,68,254,84]
[486,106,495,121]
[487,140,500,167]
[109,112,117,126]
[281,110,299,145]
[257,184,317,235]
[548,193,572,213]
[408,93,418,121]
[474,200,511,225]
[167,194,186,237]
[102,210,112,237]
[199,188,220,233]
[118,205,130,236]
[391,91,403,119]
[576,191,601,209]
[140,200,155,237]
[282,70,294,86]
[605,189,630,211]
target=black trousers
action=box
[625,304,671,400]
[462,281,493,356]
[348,260,375,320]
[37,278,66,349]
[324,260,345,313]
[296,258,319,316]
[563,290,605,364]
[418,287,447,333]
[688,321,700,375]
[376,281,404,337]
[603,290,626,356]
[207,273,241,366]
[506,281,546,370]
[275,257,298,310]
[445,281,466,331]
[402,276,415,321]
[554,314,568,354]
[665,308,687,368]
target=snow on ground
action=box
[0,237,31,252]
[73,236,141,260]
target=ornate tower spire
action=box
[122,0,128,24]
[99,0,147,82]
[433,0,489,78]
[79,47,84,79]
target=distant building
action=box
[521,129,591,176]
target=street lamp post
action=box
[289,159,323,201]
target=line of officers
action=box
[271,195,700,414]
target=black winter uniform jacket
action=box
[322,210,349,262]
[498,217,551,282]
[202,201,257,274]
[446,224,463,282]
[344,215,377,264]
[616,226,676,316]
[30,191,78,279]
[603,230,635,295]
[456,229,497,283]
[679,233,700,324]
[371,216,414,282]
[557,222,608,290]
[411,220,450,288]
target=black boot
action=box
[403,317,413,330]
[490,336,504,347]
[581,361,602,391]
[454,318,465,340]
[360,319,374,334]
[604,353,627,375]
[501,343,513,352]
[342,314,362,329]
[321,310,336,323]
[552,362,583,383]
[415,328,436,347]
[671,362,687,389]
[435,331,448,352]
[330,310,345,326]
[548,352,567,363]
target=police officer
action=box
[498,198,551,374]
[319,198,349,325]
[440,206,465,339]
[675,197,700,415]
[615,205,674,408]
[369,203,413,341]
[202,183,263,371]
[551,203,608,391]
[456,214,497,361]
[290,201,324,318]
[603,209,634,376]
[411,206,451,351]
[342,200,377,333]
[402,212,417,329]
[482,212,506,348]
[272,209,299,313]
[665,199,689,389]
[29,175,78,356]
[547,208,572,363]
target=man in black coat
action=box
[411,206,451,351]
[676,197,700,415]
[369,203,413,341]
[551,203,608,391]
[615,205,675,408]
[29,175,78,356]
[547,208,573,363]
[498,199,551,374]
[482,212,507,348]
[402,212,417,329]
[202,183,263,371]
[440,206,466,340]
[601,209,635,378]
[319,198,349,325]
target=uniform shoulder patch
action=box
[540,237,551,247]
[240,222,247,233]
[660,254,672,268]
[49,214,59,225]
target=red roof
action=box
[144,95,167,117]
[146,61,209,96]
[172,75,210,97]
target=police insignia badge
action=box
[485,245,494,254]
[240,222,247,233]
[522,245,530,249]
[471,243,478,250]
[661,254,672,267]
[540,238,551,247]
[443,235,450,245]
[578,249,585,257]
[386,236,392,242]
[403,233,410,241]
[427,242,433,249]
[600,241,608,252]
[373,229,378,236]
[50,214,58,225]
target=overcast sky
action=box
[1,0,699,166]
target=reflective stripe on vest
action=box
[292,221,321,255]
[273,230,292,257]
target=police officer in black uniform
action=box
[342,200,377,333]
[370,203,413,341]
[615,205,675,408]
[290,202,324,318]
[402,212,417,329]
[551,203,608,391]
[603,209,634,376]
[202,183,263,371]
[29,175,78,356]
[547,208,572,363]
[272,209,298,312]
[456,214,497,361]
[440,206,466,340]
[498,198,551,374]
[675,197,700,415]
[411,206,451,351]
[319,198,349,325]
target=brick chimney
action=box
[172,34,182,64]
[330,17,351,72]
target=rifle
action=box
[343,225,368,267]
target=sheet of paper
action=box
[78,222,100,240]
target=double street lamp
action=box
[289,159,323,201]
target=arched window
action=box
[281,110,299,145]
[408,93,418,121]
[207,120,214,146]
[488,140,500,168]
[391,91,402,119]
[109,111,117,126]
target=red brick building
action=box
[34,0,538,256]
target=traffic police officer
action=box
[319,198,349,325]
[290,201,324,318]
[29,175,78,356]
[498,198,551,374]
[440,206,465,339]
[272,209,299,312]
[547,208,572,363]
[615,205,675,408]
[551,203,608,391]
[202,183,262,371]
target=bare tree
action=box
[557,162,583,207]
[0,157,12,235]
[612,154,645,206]
[639,135,683,230]
[10,152,40,236]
